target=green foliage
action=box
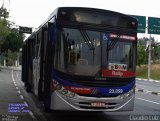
[1,28,24,53]
[0,6,9,19]
[5,50,18,66]
[151,43,160,63]
[0,6,24,66]
[136,64,160,80]
[137,37,160,65]
[0,19,10,47]
[137,44,146,66]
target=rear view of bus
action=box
[22,7,138,111]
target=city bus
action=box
[22,7,138,111]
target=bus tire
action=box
[43,102,51,112]
[26,83,32,92]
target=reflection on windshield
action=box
[107,40,134,71]
[54,28,101,76]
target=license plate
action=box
[91,102,105,107]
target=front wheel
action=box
[26,83,32,92]
[43,99,51,112]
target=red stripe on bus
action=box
[101,69,135,78]
[64,86,92,94]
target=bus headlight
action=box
[69,92,75,98]
[55,84,62,90]
[61,89,68,95]
[52,79,75,98]
[119,88,135,99]
[124,88,134,97]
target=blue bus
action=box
[22,7,138,111]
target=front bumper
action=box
[50,91,135,111]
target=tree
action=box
[5,49,18,66]
[1,28,24,53]
[0,20,10,48]
[0,6,25,66]
[138,37,160,64]
[0,6,11,53]
[151,43,160,63]
[0,6,9,19]
[137,44,146,66]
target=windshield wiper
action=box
[80,29,95,50]
[107,34,120,51]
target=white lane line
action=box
[16,87,19,90]
[144,90,152,93]
[28,111,36,120]
[12,70,37,120]
[136,78,160,83]
[24,101,28,107]
[20,95,24,100]
[11,70,15,82]
[136,84,148,88]
[17,90,21,94]
[136,97,160,105]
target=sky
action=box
[1,0,160,41]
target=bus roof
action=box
[25,7,137,42]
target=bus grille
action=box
[76,102,118,110]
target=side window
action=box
[35,32,41,57]
[32,36,36,58]
[43,28,48,59]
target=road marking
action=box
[28,111,36,120]
[12,70,37,120]
[24,101,28,107]
[136,97,160,105]
[144,90,152,93]
[17,90,21,94]
[136,84,148,88]
[11,70,15,82]
[136,78,160,83]
[20,95,24,99]
[136,88,160,95]
[137,81,160,86]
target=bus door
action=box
[33,32,41,95]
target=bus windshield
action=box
[54,28,136,76]
[54,28,101,76]
[107,40,136,71]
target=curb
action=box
[136,88,160,96]
[136,78,160,83]
[0,66,21,71]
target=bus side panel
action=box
[43,22,55,110]
[37,27,48,100]
[22,44,26,83]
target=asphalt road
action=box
[0,68,160,121]
[136,80,160,93]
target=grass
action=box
[136,64,160,80]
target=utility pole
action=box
[148,35,151,80]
